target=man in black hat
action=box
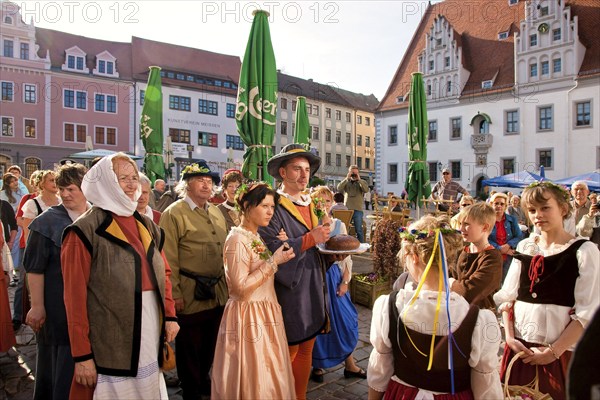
[431,168,469,212]
[160,161,228,399]
[258,143,332,399]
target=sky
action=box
[14,0,431,100]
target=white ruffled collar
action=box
[277,189,311,207]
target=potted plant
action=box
[351,218,403,308]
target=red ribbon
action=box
[528,254,545,293]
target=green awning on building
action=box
[470,112,492,126]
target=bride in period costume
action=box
[212,182,296,399]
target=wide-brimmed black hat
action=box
[181,160,220,184]
[267,144,321,180]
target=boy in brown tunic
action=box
[450,202,503,309]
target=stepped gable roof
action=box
[131,37,240,94]
[35,27,133,79]
[379,0,600,111]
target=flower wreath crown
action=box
[234,181,272,211]
[398,226,460,241]
[525,181,571,203]
[181,164,210,176]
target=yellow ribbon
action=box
[402,230,444,370]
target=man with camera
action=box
[337,165,369,243]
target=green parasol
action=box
[293,96,310,147]
[140,66,165,184]
[405,72,431,211]
[236,10,277,183]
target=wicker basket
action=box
[504,351,553,400]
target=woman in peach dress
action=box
[211,183,296,399]
[0,221,17,352]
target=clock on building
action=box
[538,23,549,33]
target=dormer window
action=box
[482,80,493,89]
[508,0,518,5]
[63,46,89,73]
[498,31,509,40]
[396,96,404,103]
[4,16,13,24]
[93,51,118,77]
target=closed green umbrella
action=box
[405,72,431,213]
[236,10,277,183]
[293,96,310,147]
[140,66,165,184]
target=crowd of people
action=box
[1,149,599,400]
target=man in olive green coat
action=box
[337,165,369,242]
[160,161,228,399]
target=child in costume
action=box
[450,202,503,310]
[494,181,600,399]
[368,215,502,399]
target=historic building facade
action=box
[1,0,378,185]
[375,0,599,198]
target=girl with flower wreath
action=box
[211,183,297,399]
[368,215,503,399]
[494,181,600,399]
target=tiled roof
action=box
[278,72,378,111]
[35,27,133,80]
[378,0,600,112]
[131,37,241,91]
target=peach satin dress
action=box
[211,227,295,399]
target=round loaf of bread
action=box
[325,234,360,251]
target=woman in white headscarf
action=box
[61,153,179,400]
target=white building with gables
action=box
[376,0,599,198]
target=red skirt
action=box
[500,339,571,400]
[384,379,474,400]
[0,271,16,352]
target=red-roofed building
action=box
[376,0,599,198]
[0,1,134,175]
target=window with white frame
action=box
[365,117,371,126]
[505,110,519,134]
[280,98,287,110]
[541,61,549,76]
[64,89,87,110]
[95,126,117,145]
[226,135,245,150]
[64,123,86,142]
[498,31,509,40]
[538,106,553,131]
[553,58,561,73]
[1,82,13,101]
[1,117,14,137]
[198,99,217,115]
[335,110,341,120]
[530,64,538,77]
[198,131,218,147]
[24,119,36,138]
[169,96,191,111]
[553,28,561,41]
[169,128,190,144]
[24,84,36,103]
[575,101,591,127]
[530,34,537,47]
